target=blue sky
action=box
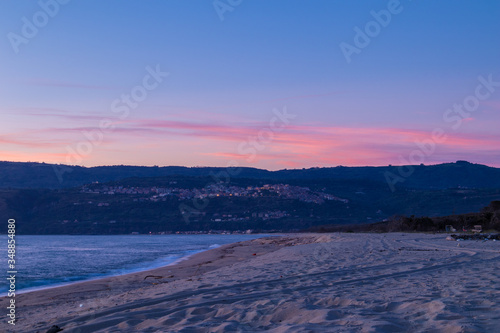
[1,0,499,169]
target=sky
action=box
[0,0,499,170]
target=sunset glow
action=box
[1,1,499,169]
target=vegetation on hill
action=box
[308,201,500,233]
[1,160,500,190]
[0,172,498,234]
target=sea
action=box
[0,234,267,295]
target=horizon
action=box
[0,159,496,172]
[1,1,499,169]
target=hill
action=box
[0,173,499,234]
[1,160,500,190]
[308,201,500,233]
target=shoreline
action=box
[1,236,271,298]
[0,247,204,298]
[0,234,270,297]
[3,233,500,332]
[2,234,310,332]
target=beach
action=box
[2,233,500,332]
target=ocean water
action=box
[0,234,266,294]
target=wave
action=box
[0,234,266,296]
[0,248,206,296]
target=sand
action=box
[2,233,500,332]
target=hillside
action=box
[1,174,499,235]
[309,201,500,234]
[1,160,500,190]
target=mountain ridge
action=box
[1,160,499,190]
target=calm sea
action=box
[0,234,266,294]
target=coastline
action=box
[3,233,500,332]
[1,234,308,332]
[0,246,207,298]
[0,233,268,297]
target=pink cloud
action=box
[0,136,63,148]
[3,114,500,169]
[0,151,69,163]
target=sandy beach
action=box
[2,233,500,332]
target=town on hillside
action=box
[80,183,349,205]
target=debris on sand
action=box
[450,234,500,241]
[46,325,63,333]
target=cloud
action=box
[3,115,500,168]
[0,151,69,164]
[0,136,64,148]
